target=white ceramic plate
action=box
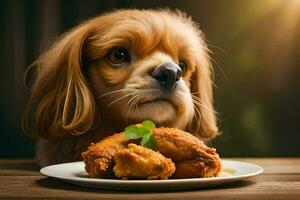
[40,160,263,190]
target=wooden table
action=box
[0,158,299,199]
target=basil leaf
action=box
[142,120,156,131]
[124,125,150,139]
[148,134,157,150]
[124,125,143,139]
[140,132,151,146]
[136,127,150,136]
[141,133,157,150]
[124,120,157,150]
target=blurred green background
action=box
[1,0,299,158]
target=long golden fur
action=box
[23,9,219,167]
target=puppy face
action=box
[24,9,218,139]
[87,11,202,129]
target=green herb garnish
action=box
[124,120,157,150]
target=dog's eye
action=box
[178,61,187,74]
[107,47,130,66]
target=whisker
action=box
[125,95,136,124]
[127,93,138,106]
[207,44,228,56]
[125,93,142,123]
[192,99,212,112]
[132,95,140,109]
[108,93,133,106]
[193,102,201,125]
[192,102,202,133]
[98,88,130,98]
[207,42,228,80]
[191,95,216,113]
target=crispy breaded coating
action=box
[113,143,175,180]
[81,133,129,178]
[152,128,221,178]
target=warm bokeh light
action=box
[260,0,300,91]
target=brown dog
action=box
[23,9,218,167]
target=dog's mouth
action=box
[138,98,176,108]
[126,97,177,125]
[139,98,167,104]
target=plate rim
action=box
[40,159,264,184]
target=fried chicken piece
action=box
[113,143,175,180]
[82,127,221,179]
[81,133,129,178]
[152,128,221,178]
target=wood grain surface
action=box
[0,158,299,199]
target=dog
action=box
[23,9,218,167]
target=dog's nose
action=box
[151,62,182,91]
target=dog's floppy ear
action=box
[23,23,98,139]
[187,42,219,139]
